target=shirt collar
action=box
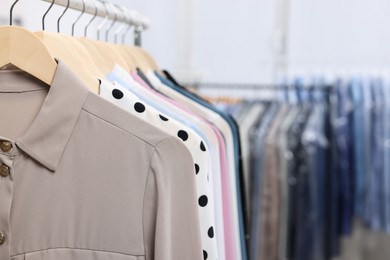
[10,60,89,171]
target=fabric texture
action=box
[258,106,287,260]
[99,80,218,260]
[107,67,228,260]
[149,70,246,260]
[0,62,202,260]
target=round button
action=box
[0,141,12,153]
[0,232,6,245]
[0,164,9,178]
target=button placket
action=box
[0,155,14,259]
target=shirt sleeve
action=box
[143,137,202,259]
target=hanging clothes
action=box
[99,79,219,260]
[0,62,202,260]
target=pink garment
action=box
[131,71,236,260]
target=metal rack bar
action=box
[40,0,150,29]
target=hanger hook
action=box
[122,10,133,44]
[71,0,86,36]
[85,0,98,37]
[42,0,55,30]
[105,2,118,42]
[57,0,70,33]
[97,1,109,40]
[9,0,20,25]
[114,5,126,44]
[134,22,143,47]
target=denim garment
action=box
[313,128,328,260]
[361,78,373,225]
[334,80,353,236]
[383,78,390,233]
[326,85,341,257]
[318,87,333,259]
[285,106,310,259]
[350,79,366,218]
[365,79,386,230]
[294,78,306,103]
[277,107,300,260]
[346,82,356,220]
[375,79,386,231]
[302,105,329,260]
[317,104,330,260]
[295,107,316,260]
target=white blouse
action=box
[99,80,218,260]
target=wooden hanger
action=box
[77,37,114,75]
[35,31,100,93]
[122,45,153,71]
[119,45,143,71]
[0,26,57,85]
[111,44,137,71]
[100,41,131,71]
[61,34,106,77]
[136,47,160,71]
[33,1,99,93]
[78,38,132,73]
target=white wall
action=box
[287,0,390,75]
[192,0,276,84]
[2,0,390,84]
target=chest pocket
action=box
[20,248,145,260]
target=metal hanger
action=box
[100,1,131,71]
[114,6,137,70]
[72,0,86,36]
[122,25,131,44]
[97,0,109,41]
[57,0,70,32]
[42,0,55,30]
[114,5,127,44]
[71,0,112,75]
[9,0,19,25]
[80,0,130,72]
[105,2,117,42]
[85,0,98,37]
[52,0,106,78]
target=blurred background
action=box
[2,1,390,259]
[3,0,390,85]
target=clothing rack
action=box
[195,82,331,90]
[40,0,151,46]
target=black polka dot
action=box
[198,195,208,207]
[203,250,208,260]
[112,89,124,99]
[195,164,200,174]
[208,226,214,238]
[159,115,169,121]
[177,130,189,141]
[134,102,145,113]
[200,141,206,151]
